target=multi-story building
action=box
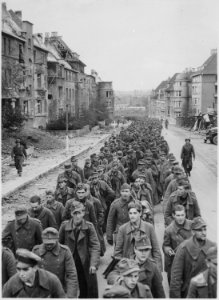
[191,49,217,115]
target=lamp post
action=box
[66,104,69,152]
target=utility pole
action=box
[66,104,69,152]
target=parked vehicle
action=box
[204,127,217,145]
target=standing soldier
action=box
[83,158,94,181]
[2,206,42,254]
[170,217,216,298]
[59,200,100,298]
[162,205,193,284]
[55,177,75,207]
[32,227,79,298]
[71,155,85,182]
[107,161,126,198]
[180,138,195,177]
[3,249,65,298]
[28,196,57,230]
[11,138,27,177]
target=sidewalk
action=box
[2,132,110,198]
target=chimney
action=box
[211,49,217,56]
[15,10,22,20]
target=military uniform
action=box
[3,248,65,298]
[33,227,78,298]
[164,190,201,226]
[28,206,57,230]
[170,218,216,298]
[59,205,100,298]
[162,219,193,283]
[46,201,64,229]
[57,163,82,190]
[11,139,27,176]
[2,247,16,286]
[2,215,43,254]
[187,269,217,298]
[55,186,75,207]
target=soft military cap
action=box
[15,206,28,220]
[42,227,59,244]
[118,258,140,276]
[191,217,207,230]
[103,285,131,298]
[71,156,77,162]
[71,200,85,213]
[64,162,72,169]
[117,150,123,157]
[15,139,21,143]
[135,236,152,250]
[121,183,131,191]
[137,160,145,165]
[16,248,41,265]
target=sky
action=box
[4,0,219,91]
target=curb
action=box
[2,134,110,199]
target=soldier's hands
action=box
[89,266,96,274]
[107,239,113,246]
[168,249,175,256]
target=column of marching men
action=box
[2,119,217,298]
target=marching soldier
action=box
[162,204,193,284]
[33,227,79,298]
[170,217,216,298]
[28,195,57,230]
[55,177,75,207]
[57,162,81,190]
[2,246,16,286]
[71,155,85,182]
[2,206,42,254]
[3,248,65,298]
[59,200,100,298]
[103,258,153,298]
[45,190,64,229]
[187,246,217,298]
[180,138,195,177]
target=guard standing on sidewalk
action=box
[11,139,27,177]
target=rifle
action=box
[102,256,120,279]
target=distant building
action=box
[97,81,114,120]
[191,49,217,115]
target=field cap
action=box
[16,248,41,265]
[71,200,85,213]
[118,258,140,276]
[135,236,152,250]
[121,183,131,191]
[42,227,59,244]
[15,206,28,220]
[191,217,207,230]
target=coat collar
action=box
[65,218,89,231]
[15,216,31,231]
[172,219,192,233]
[10,269,50,295]
[126,220,146,234]
[38,242,60,256]
[185,236,214,259]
